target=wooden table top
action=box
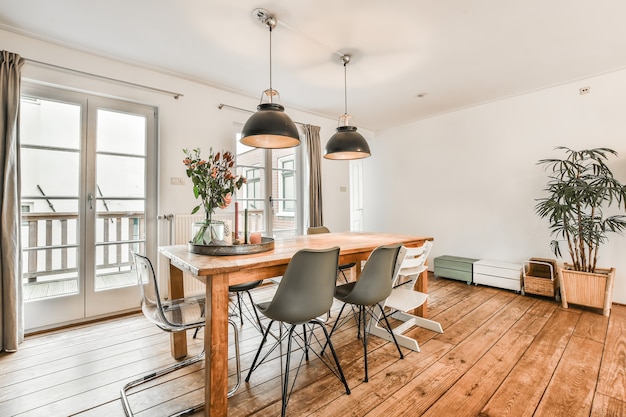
[159,232,432,278]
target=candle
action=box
[244,208,248,244]
[250,232,262,244]
[234,202,239,237]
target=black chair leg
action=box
[248,317,351,417]
[245,290,264,332]
[237,292,244,326]
[323,303,348,354]
[328,303,348,338]
[303,324,309,361]
[314,320,351,395]
[361,306,370,382]
[282,325,297,417]
[245,320,275,382]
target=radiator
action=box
[173,213,234,296]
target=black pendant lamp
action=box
[324,54,371,160]
[240,9,300,149]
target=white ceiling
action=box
[2,0,626,131]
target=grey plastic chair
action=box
[121,252,240,417]
[307,226,356,283]
[327,243,404,382]
[244,247,350,417]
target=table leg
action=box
[204,273,229,416]
[168,262,187,359]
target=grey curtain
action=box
[0,51,24,352]
[303,124,323,227]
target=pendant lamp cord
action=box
[343,59,348,114]
[268,25,273,102]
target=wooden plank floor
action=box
[1,274,624,416]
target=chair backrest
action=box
[307,226,331,234]
[262,247,340,324]
[404,240,432,262]
[343,243,402,306]
[398,241,433,279]
[130,251,170,327]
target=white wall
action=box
[13,27,624,305]
[3,28,361,238]
[364,69,626,304]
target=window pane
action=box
[20,97,81,149]
[21,148,80,200]
[236,147,266,223]
[94,108,147,292]
[97,109,146,155]
[96,154,145,200]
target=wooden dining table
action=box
[159,231,432,416]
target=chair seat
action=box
[385,288,429,312]
[334,282,356,300]
[144,295,206,331]
[335,280,388,306]
[256,301,270,311]
[256,299,318,325]
[339,262,356,270]
[229,280,263,292]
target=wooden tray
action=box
[188,237,274,256]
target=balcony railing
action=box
[22,211,145,284]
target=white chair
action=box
[368,243,443,352]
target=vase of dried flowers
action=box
[183,147,246,245]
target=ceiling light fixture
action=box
[324,54,371,160]
[240,9,300,149]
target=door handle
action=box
[88,193,94,210]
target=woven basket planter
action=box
[559,265,615,316]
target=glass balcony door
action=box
[20,85,157,331]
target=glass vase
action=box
[191,220,226,245]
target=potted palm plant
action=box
[535,147,626,316]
